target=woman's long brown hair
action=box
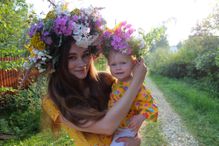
[48,37,114,126]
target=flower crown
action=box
[24,5,106,73]
[101,21,146,58]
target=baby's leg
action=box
[110,128,136,146]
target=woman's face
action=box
[68,44,92,79]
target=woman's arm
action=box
[60,59,147,135]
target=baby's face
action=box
[108,50,134,81]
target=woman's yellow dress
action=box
[42,97,112,146]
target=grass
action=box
[140,122,167,146]
[1,129,74,146]
[150,74,219,146]
[2,123,166,146]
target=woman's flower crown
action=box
[101,21,146,58]
[24,5,106,73]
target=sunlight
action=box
[26,0,216,45]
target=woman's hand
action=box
[116,136,141,146]
[128,114,145,133]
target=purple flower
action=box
[28,21,44,37]
[112,35,122,43]
[53,15,74,36]
[29,24,37,37]
[95,18,102,27]
[72,15,78,21]
[54,16,68,35]
[42,31,52,45]
[125,28,135,38]
[125,24,132,29]
[64,20,74,36]
[37,21,44,30]
[121,21,127,26]
[103,31,111,38]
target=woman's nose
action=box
[77,57,86,67]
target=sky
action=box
[26,0,217,46]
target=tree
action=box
[140,25,169,52]
[0,0,28,51]
[191,4,219,36]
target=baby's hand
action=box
[128,114,145,133]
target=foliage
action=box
[94,54,108,71]
[145,4,219,93]
[145,46,172,73]
[0,48,26,57]
[150,75,219,146]
[0,0,37,71]
[0,87,17,93]
[140,25,169,52]
[0,58,26,70]
[192,5,219,36]
[0,0,29,50]
[0,76,47,139]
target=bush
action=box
[0,76,47,139]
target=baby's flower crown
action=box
[101,21,146,58]
[24,5,106,73]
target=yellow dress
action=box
[108,80,158,128]
[42,97,112,146]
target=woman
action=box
[26,5,146,145]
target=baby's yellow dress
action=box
[108,80,158,128]
[42,97,112,146]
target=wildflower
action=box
[30,33,46,50]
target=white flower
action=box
[83,7,93,15]
[45,54,52,59]
[42,57,47,61]
[38,51,44,57]
[75,34,99,48]
[73,35,82,42]
[39,68,46,73]
[81,26,90,36]
[23,62,31,69]
[73,24,82,35]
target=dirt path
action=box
[145,78,199,146]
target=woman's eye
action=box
[82,52,91,60]
[83,52,90,58]
[68,56,77,61]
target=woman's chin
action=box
[73,72,88,79]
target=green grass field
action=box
[1,130,74,146]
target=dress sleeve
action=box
[42,96,91,145]
[137,86,158,122]
[42,96,61,123]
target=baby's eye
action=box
[121,62,126,64]
[110,63,116,66]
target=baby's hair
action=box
[106,49,136,62]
